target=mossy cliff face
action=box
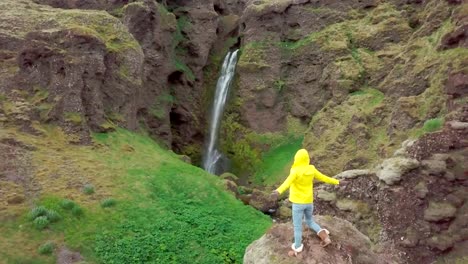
[0,0,240,152]
[0,0,144,142]
[233,0,467,175]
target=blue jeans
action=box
[292,203,322,249]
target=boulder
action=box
[376,157,420,185]
[414,181,428,199]
[421,159,447,175]
[277,205,292,220]
[316,190,337,202]
[335,169,373,179]
[220,172,239,182]
[249,189,278,213]
[244,216,382,264]
[223,179,238,195]
[424,202,457,222]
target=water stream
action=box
[202,50,239,174]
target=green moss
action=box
[423,118,444,133]
[238,41,270,70]
[253,136,303,186]
[64,112,83,125]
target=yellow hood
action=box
[292,149,310,168]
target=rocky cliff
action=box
[224,0,467,176]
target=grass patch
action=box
[82,184,95,195]
[0,127,271,263]
[33,216,50,230]
[100,198,116,208]
[38,242,55,255]
[423,118,444,133]
[253,137,303,186]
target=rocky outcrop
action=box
[0,0,144,142]
[315,122,468,263]
[244,216,396,264]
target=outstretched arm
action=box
[314,167,339,185]
[276,170,297,194]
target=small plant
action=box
[29,206,48,220]
[33,216,50,230]
[83,184,95,195]
[101,198,117,208]
[423,118,443,133]
[71,206,84,217]
[46,210,61,223]
[60,199,76,210]
[38,242,55,255]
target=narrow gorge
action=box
[0,0,466,263]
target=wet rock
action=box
[424,202,457,222]
[376,157,420,185]
[316,190,336,202]
[336,169,373,179]
[244,216,382,264]
[414,181,428,199]
[249,189,278,213]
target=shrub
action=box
[38,242,55,255]
[83,184,95,195]
[29,206,48,220]
[71,206,84,217]
[46,210,61,223]
[60,199,76,210]
[422,118,443,133]
[101,198,117,208]
[33,216,50,230]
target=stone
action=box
[249,189,278,213]
[376,157,420,185]
[316,190,337,202]
[336,199,369,214]
[277,205,292,219]
[223,179,238,195]
[178,155,191,164]
[426,234,455,251]
[220,172,239,181]
[335,169,373,179]
[424,202,457,222]
[414,181,428,199]
[244,216,381,264]
[421,159,447,175]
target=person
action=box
[271,149,345,257]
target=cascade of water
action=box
[202,50,239,174]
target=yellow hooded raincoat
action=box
[276,149,339,204]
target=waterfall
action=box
[203,50,239,174]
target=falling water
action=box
[203,50,239,174]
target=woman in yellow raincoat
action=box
[272,149,343,257]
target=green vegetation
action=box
[64,112,83,125]
[60,199,77,210]
[38,242,55,255]
[0,127,270,263]
[83,184,95,195]
[423,118,444,133]
[33,216,50,230]
[253,136,303,186]
[238,41,270,70]
[100,198,117,208]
